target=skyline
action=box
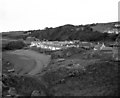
[0,0,119,32]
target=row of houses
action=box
[29,40,80,51]
[29,40,119,61]
[30,42,62,50]
[29,40,118,53]
[103,28,119,34]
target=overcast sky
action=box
[0,0,119,32]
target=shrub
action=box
[3,40,27,50]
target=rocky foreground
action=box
[2,48,119,97]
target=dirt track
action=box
[3,50,51,75]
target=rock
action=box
[31,90,41,96]
[8,68,15,72]
[31,90,46,96]
[8,87,17,96]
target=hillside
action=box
[2,21,120,42]
[29,22,119,41]
[90,22,120,33]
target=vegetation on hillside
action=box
[2,40,27,51]
[2,22,120,42]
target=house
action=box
[94,43,113,52]
[30,41,62,51]
[115,24,120,27]
[104,29,119,34]
[25,37,36,45]
[30,41,38,47]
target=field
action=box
[2,49,51,75]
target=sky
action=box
[0,0,119,32]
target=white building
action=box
[94,43,113,51]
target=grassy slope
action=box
[41,60,118,96]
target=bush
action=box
[3,40,27,50]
